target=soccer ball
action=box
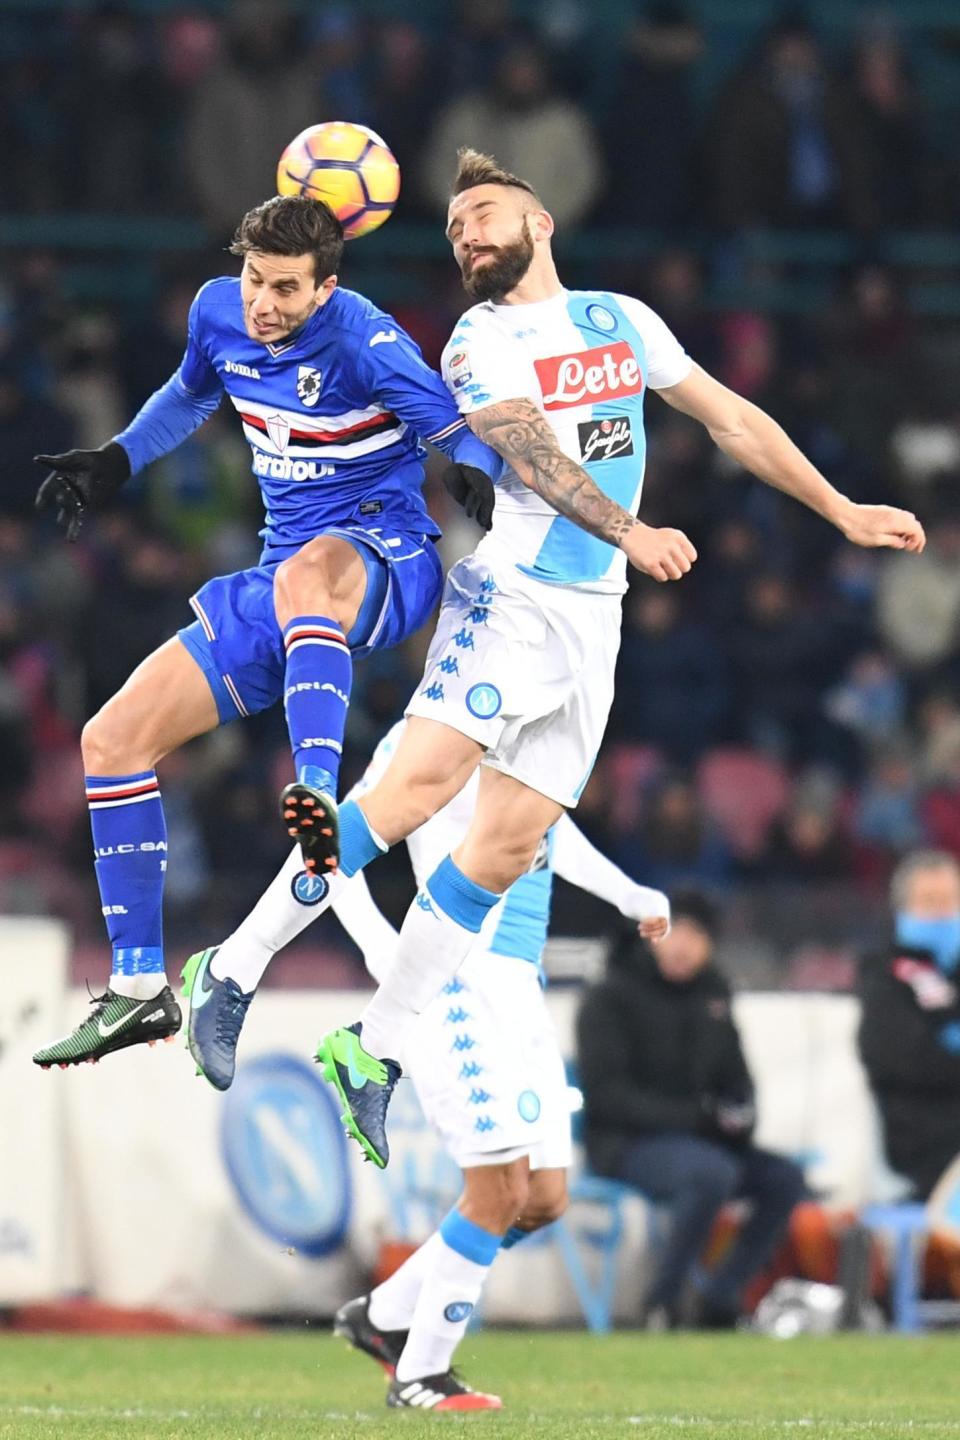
[276,122,400,241]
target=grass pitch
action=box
[0,1330,957,1440]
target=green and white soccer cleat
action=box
[314,1022,400,1169]
[32,986,181,1068]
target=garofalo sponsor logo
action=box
[535,341,643,411]
[253,452,335,480]
[577,415,634,462]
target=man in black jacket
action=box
[577,891,805,1326]
[858,850,960,1199]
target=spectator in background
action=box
[185,0,321,236]
[439,0,522,101]
[728,574,828,761]
[369,22,440,216]
[612,588,727,762]
[578,891,806,1327]
[0,597,34,833]
[420,37,603,227]
[858,850,960,1198]
[761,775,851,882]
[852,30,927,229]
[876,500,960,673]
[616,773,732,892]
[600,4,703,229]
[0,364,75,521]
[824,650,907,755]
[853,743,926,855]
[707,14,875,231]
[64,7,174,215]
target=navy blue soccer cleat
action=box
[315,1022,400,1168]
[181,945,253,1092]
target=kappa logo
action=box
[536,341,643,411]
[225,359,262,379]
[578,415,635,463]
[369,329,397,347]
[296,366,322,407]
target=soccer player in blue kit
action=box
[31,195,500,1069]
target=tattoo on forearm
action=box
[468,399,637,545]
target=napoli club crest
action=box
[297,365,322,407]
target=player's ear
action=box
[316,274,338,304]
[531,209,554,243]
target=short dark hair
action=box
[450,147,541,206]
[229,195,344,283]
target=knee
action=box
[518,1183,568,1232]
[274,549,332,619]
[461,1163,531,1233]
[760,1156,807,1209]
[686,1152,740,1207]
[81,706,129,774]
[461,829,543,893]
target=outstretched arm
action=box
[552,813,670,940]
[466,398,697,583]
[658,364,925,552]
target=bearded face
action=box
[460,217,535,302]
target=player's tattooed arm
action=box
[466,398,636,545]
[466,398,698,582]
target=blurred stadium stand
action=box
[2,0,960,991]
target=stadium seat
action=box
[860,1203,929,1334]
[551,1174,668,1334]
[606,744,664,831]
[697,748,790,859]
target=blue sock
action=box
[282,615,352,796]
[86,772,166,995]
[339,798,388,878]
[500,1226,530,1250]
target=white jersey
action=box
[440,288,692,595]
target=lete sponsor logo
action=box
[535,341,643,411]
[578,415,634,463]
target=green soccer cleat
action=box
[314,1022,400,1169]
[32,987,181,1068]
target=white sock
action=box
[394,1230,496,1383]
[368,1233,446,1331]
[358,856,499,1061]
[211,845,348,991]
[110,972,169,1000]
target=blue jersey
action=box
[115,278,500,561]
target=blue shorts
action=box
[177,525,442,724]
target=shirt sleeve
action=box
[440,313,534,416]
[112,287,223,475]
[616,294,693,391]
[551,814,671,925]
[355,316,502,479]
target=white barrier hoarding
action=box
[0,918,69,1302]
[4,958,882,1316]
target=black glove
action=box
[441,462,496,531]
[34,442,130,542]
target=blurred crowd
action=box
[3,0,960,981]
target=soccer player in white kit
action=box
[199,146,923,1171]
[324,720,669,1408]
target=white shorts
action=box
[405,553,622,808]
[407,950,573,1171]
